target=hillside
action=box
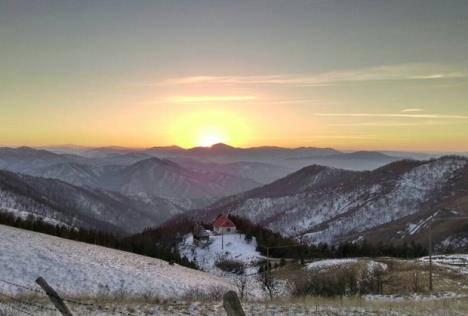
[168,157,294,184]
[192,156,468,247]
[115,158,260,207]
[286,151,401,170]
[0,147,262,209]
[0,170,184,234]
[0,224,233,299]
[0,146,77,172]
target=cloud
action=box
[154,64,468,87]
[166,95,255,103]
[401,108,424,113]
[328,120,447,127]
[314,113,468,119]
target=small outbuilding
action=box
[193,223,210,245]
[212,215,236,235]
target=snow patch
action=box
[419,254,468,275]
[178,233,262,273]
[367,260,388,273]
[306,258,358,271]
[364,292,467,302]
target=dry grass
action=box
[3,297,468,315]
[378,257,468,295]
[2,293,468,315]
[247,296,468,315]
[271,257,468,296]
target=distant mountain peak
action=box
[210,143,236,150]
[295,164,335,174]
[148,145,184,151]
[132,157,180,169]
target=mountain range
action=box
[0,169,184,234]
[1,144,466,249]
[0,147,263,208]
[46,143,432,168]
[184,156,468,249]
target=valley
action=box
[0,144,467,315]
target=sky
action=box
[1,0,468,151]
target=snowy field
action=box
[306,258,358,271]
[0,224,233,299]
[178,233,262,273]
[305,257,388,273]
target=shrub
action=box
[280,257,287,267]
[215,259,245,275]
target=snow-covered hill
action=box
[0,224,233,298]
[0,170,184,234]
[193,156,468,245]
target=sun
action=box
[195,127,228,147]
[169,109,249,148]
[197,135,223,147]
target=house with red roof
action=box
[212,214,236,235]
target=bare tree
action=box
[234,271,248,300]
[259,269,277,300]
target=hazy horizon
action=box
[2,141,468,155]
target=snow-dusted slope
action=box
[0,147,72,172]
[197,156,468,245]
[178,233,262,273]
[419,254,468,275]
[23,157,261,209]
[0,225,233,298]
[0,170,184,234]
[27,162,108,187]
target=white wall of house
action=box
[214,227,236,234]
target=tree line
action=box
[0,210,195,268]
[0,209,428,270]
[228,215,428,260]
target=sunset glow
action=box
[1,1,468,151]
[168,109,249,148]
[196,130,226,147]
[167,95,256,104]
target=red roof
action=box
[213,216,236,228]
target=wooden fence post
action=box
[35,277,74,316]
[223,291,245,316]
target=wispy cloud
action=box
[314,113,468,119]
[310,135,378,140]
[166,95,255,103]
[154,64,468,87]
[328,120,447,127]
[401,108,424,113]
